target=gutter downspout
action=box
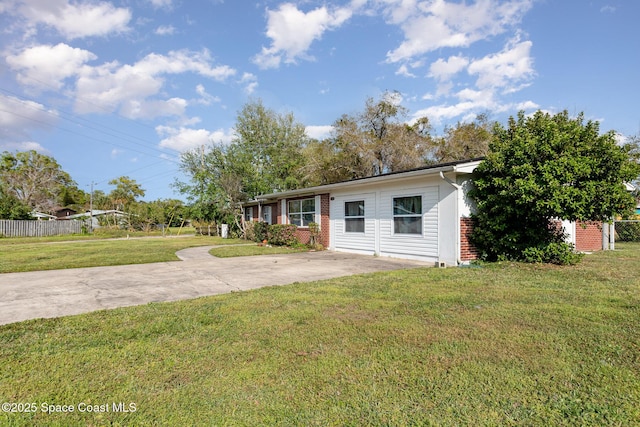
[440,171,462,266]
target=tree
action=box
[232,99,308,195]
[108,176,145,211]
[0,150,76,213]
[469,110,640,264]
[0,186,31,219]
[435,113,492,162]
[176,99,309,235]
[302,92,435,184]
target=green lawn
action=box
[1,244,639,426]
[0,235,246,273]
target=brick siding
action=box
[460,217,479,261]
[575,221,603,251]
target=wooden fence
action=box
[0,220,85,237]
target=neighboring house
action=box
[244,159,483,266]
[66,210,127,229]
[244,158,614,265]
[55,208,77,219]
[31,211,57,221]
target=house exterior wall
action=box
[328,174,461,264]
[575,221,603,251]
[460,217,479,261]
[275,194,330,247]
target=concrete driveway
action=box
[0,247,429,325]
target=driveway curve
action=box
[0,247,429,325]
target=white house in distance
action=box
[244,158,483,266]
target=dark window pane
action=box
[394,217,422,234]
[345,201,365,217]
[345,218,364,233]
[393,196,422,215]
[301,213,314,226]
[302,199,315,213]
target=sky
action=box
[1,0,639,202]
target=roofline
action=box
[250,158,484,203]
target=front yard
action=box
[0,244,638,425]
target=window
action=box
[288,198,315,227]
[393,196,422,234]
[344,200,365,233]
[244,206,253,222]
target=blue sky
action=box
[1,0,638,201]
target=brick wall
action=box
[460,217,479,261]
[575,221,603,251]
[276,194,330,247]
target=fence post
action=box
[610,221,615,250]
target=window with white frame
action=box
[288,198,315,227]
[393,195,422,234]
[244,206,253,222]
[344,200,365,233]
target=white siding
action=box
[378,186,439,259]
[331,192,376,254]
[330,183,440,261]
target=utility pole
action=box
[89,181,94,233]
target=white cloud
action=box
[194,84,220,105]
[15,0,131,39]
[395,64,416,78]
[0,141,48,153]
[428,55,469,81]
[239,73,258,95]
[156,126,233,151]
[306,125,334,140]
[467,38,534,90]
[253,3,355,69]
[6,43,97,90]
[120,98,188,120]
[155,25,176,35]
[149,0,173,8]
[74,49,236,118]
[384,0,533,63]
[0,94,58,141]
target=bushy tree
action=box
[303,92,435,184]
[470,110,640,264]
[108,176,145,211]
[435,113,492,162]
[0,150,77,213]
[0,186,31,219]
[176,99,308,235]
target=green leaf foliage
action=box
[470,110,640,263]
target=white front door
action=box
[263,206,272,225]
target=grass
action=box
[209,244,310,258]
[0,235,246,273]
[0,244,639,426]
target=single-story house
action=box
[66,209,128,229]
[243,158,612,265]
[243,159,482,266]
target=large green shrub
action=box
[267,224,298,246]
[470,110,640,265]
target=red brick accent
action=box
[460,217,479,261]
[575,221,602,251]
[276,194,330,247]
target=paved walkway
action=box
[0,247,429,325]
